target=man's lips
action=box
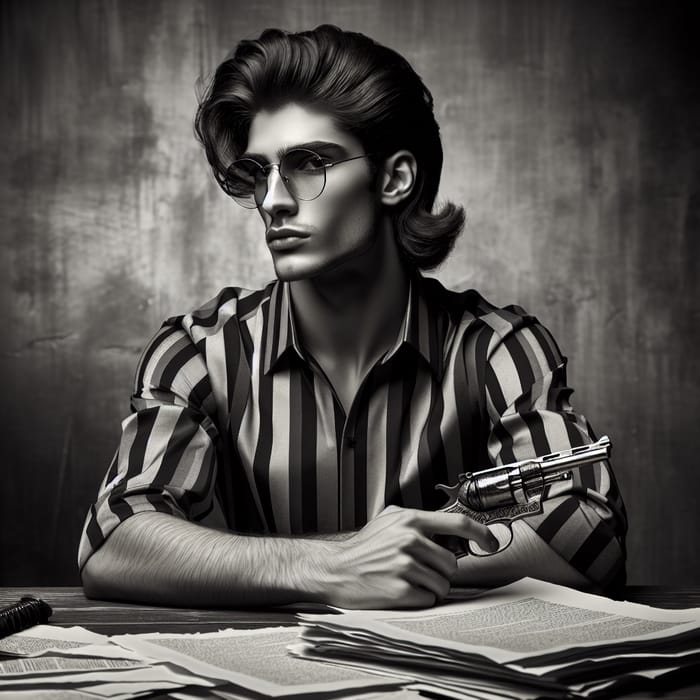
[266,227,311,244]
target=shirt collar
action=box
[262,279,307,375]
[382,272,447,378]
[263,272,446,378]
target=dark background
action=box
[2,0,698,586]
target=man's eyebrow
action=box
[240,141,348,162]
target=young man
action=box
[79,25,627,609]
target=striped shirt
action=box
[78,272,627,588]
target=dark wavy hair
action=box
[194,24,465,270]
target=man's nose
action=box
[260,167,297,217]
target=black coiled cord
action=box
[0,596,52,638]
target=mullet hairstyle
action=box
[194,24,465,271]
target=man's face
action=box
[244,103,379,281]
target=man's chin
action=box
[272,247,375,283]
[271,259,313,282]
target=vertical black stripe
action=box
[427,303,443,377]
[150,411,204,512]
[268,284,283,369]
[384,354,413,507]
[485,363,508,418]
[493,419,517,464]
[85,504,106,551]
[521,410,551,456]
[415,375,447,510]
[125,409,158,481]
[503,333,534,400]
[562,418,596,491]
[239,320,254,368]
[333,394,344,462]
[472,326,494,466]
[458,330,487,471]
[252,303,275,532]
[190,373,214,413]
[221,319,251,530]
[424,378,448,509]
[300,366,318,532]
[224,318,243,409]
[108,409,158,520]
[353,380,370,526]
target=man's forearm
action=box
[81,511,341,607]
[453,520,593,590]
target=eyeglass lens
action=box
[225,148,327,209]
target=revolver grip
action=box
[435,496,543,557]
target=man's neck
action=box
[288,219,410,376]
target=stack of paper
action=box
[0,624,413,698]
[293,578,700,699]
[0,625,218,699]
[112,626,409,697]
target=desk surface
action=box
[2,586,699,699]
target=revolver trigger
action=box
[435,482,462,509]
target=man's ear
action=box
[378,150,417,206]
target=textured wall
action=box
[1,0,698,585]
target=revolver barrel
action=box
[460,435,612,511]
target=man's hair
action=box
[194,24,465,270]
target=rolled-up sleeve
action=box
[483,314,627,591]
[78,321,221,572]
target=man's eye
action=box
[298,159,326,171]
[285,150,327,172]
[231,160,265,180]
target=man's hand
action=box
[319,506,499,609]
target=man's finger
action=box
[403,560,451,602]
[416,511,500,553]
[407,533,459,579]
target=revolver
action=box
[435,435,612,557]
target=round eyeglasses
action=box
[222,148,374,209]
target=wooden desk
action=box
[2,587,699,699]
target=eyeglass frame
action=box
[223,147,377,209]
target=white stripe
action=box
[366,382,388,519]
[204,326,229,429]
[268,370,291,533]
[399,372,431,507]
[140,329,185,387]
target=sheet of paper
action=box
[112,626,407,697]
[171,689,428,700]
[0,692,104,700]
[0,663,218,690]
[0,625,107,657]
[0,655,146,677]
[298,577,700,665]
[72,678,220,699]
[289,641,553,700]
